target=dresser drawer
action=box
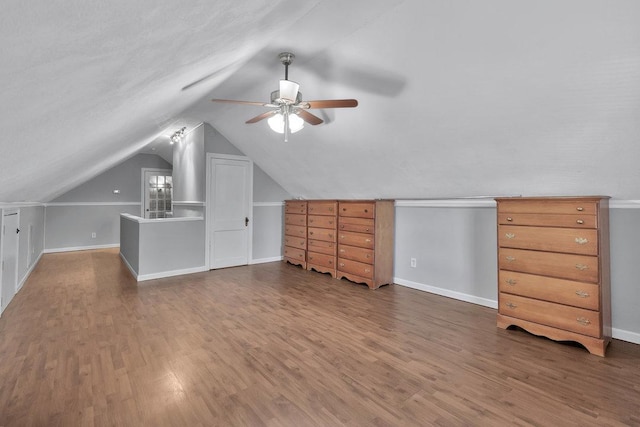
[498,225,598,256]
[499,270,599,310]
[338,231,375,249]
[338,245,374,264]
[498,200,598,215]
[339,202,375,219]
[308,215,336,229]
[284,246,305,262]
[285,213,307,226]
[307,239,336,255]
[307,252,336,269]
[285,224,306,238]
[285,201,307,214]
[499,293,601,337]
[338,258,374,279]
[497,213,597,228]
[284,236,306,250]
[338,217,375,234]
[308,201,337,216]
[308,227,336,242]
[499,248,598,283]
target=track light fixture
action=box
[170,127,186,144]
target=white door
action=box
[208,155,253,269]
[142,169,173,218]
[1,210,20,314]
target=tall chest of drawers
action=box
[307,200,338,277]
[337,200,395,289]
[284,200,307,268]
[495,196,611,356]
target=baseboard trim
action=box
[16,251,44,291]
[45,244,120,253]
[251,256,283,265]
[394,277,498,309]
[119,252,138,280]
[611,328,640,345]
[136,266,208,282]
[394,277,640,345]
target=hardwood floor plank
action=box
[0,248,639,426]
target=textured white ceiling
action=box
[2,0,640,202]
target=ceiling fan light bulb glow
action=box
[268,113,304,134]
[279,80,300,102]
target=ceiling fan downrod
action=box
[279,52,295,80]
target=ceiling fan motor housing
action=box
[271,90,302,105]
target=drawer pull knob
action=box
[364,268,371,273]
[506,217,513,222]
[329,207,334,211]
[505,302,517,309]
[339,249,345,253]
[505,256,516,262]
[505,233,515,239]
[365,228,370,232]
[576,207,584,212]
[339,263,345,267]
[364,209,368,213]
[365,239,372,243]
[340,225,345,229]
[309,231,314,235]
[575,263,588,271]
[506,279,517,286]
[575,290,590,298]
[328,234,333,238]
[576,219,584,225]
[577,317,591,326]
[328,260,333,265]
[575,237,588,245]
[366,254,371,258]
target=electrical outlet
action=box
[410,258,417,268]
[91,232,96,238]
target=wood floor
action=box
[0,249,639,426]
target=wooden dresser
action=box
[337,200,395,289]
[495,196,611,356]
[283,200,307,268]
[307,200,338,277]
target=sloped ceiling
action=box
[2,1,640,203]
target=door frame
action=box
[1,208,20,315]
[141,168,172,218]
[205,153,253,270]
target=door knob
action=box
[245,217,249,226]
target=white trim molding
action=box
[395,199,497,208]
[172,201,205,206]
[45,243,120,253]
[253,202,285,207]
[45,202,141,207]
[394,277,498,309]
[136,266,208,282]
[251,256,283,265]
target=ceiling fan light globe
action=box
[268,112,304,134]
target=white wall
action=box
[45,153,171,251]
[393,200,640,345]
[172,124,205,217]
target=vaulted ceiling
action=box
[2,0,640,203]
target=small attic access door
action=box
[1,209,20,314]
[206,154,253,269]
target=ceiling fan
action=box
[211,52,358,142]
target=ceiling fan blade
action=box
[300,99,359,109]
[245,110,277,124]
[296,110,323,125]
[212,99,272,107]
